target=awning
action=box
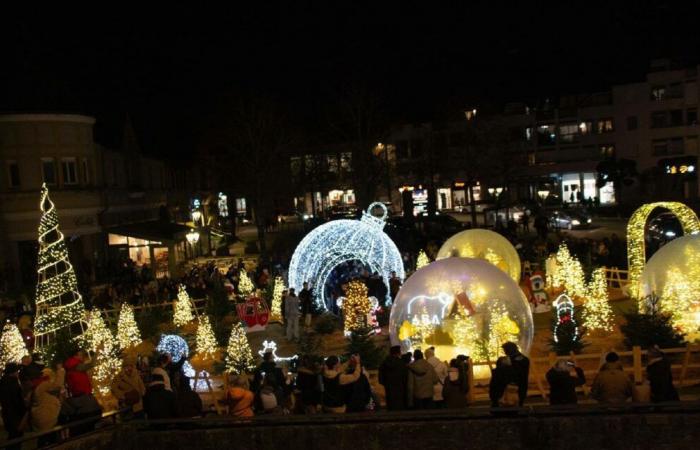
[106,220,191,244]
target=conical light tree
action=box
[83,310,121,396]
[269,276,285,323]
[0,322,29,373]
[225,322,255,374]
[548,244,586,298]
[583,268,614,332]
[238,270,254,297]
[173,284,195,327]
[34,184,87,351]
[116,303,142,350]
[195,315,218,359]
[342,280,372,335]
[416,250,430,270]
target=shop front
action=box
[560,172,615,205]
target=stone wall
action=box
[58,408,700,450]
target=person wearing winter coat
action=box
[285,288,301,341]
[31,366,65,432]
[322,355,362,413]
[489,356,516,407]
[226,375,254,418]
[407,349,439,409]
[61,351,102,435]
[295,356,322,413]
[425,347,448,407]
[0,363,27,446]
[111,357,146,415]
[378,346,409,411]
[152,353,186,393]
[442,358,470,409]
[344,360,372,413]
[298,282,314,329]
[646,346,679,403]
[63,351,93,397]
[177,376,203,417]
[502,342,530,406]
[590,352,633,404]
[546,359,585,405]
[143,374,178,419]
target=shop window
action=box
[626,116,638,130]
[41,158,56,185]
[596,118,614,133]
[7,161,20,188]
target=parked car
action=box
[549,209,592,230]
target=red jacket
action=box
[64,356,92,396]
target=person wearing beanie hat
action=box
[0,363,27,445]
[111,356,146,415]
[646,345,679,403]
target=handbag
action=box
[499,383,519,407]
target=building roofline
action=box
[0,113,96,125]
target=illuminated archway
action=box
[627,201,700,297]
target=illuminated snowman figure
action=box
[552,293,579,343]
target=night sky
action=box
[2,3,699,158]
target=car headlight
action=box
[571,219,581,225]
[665,230,676,238]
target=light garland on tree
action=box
[583,268,614,332]
[116,303,141,350]
[451,306,487,362]
[0,322,29,373]
[225,322,255,375]
[83,311,121,396]
[342,280,373,335]
[34,184,87,350]
[552,293,579,343]
[288,202,405,311]
[195,315,218,359]
[627,202,700,298]
[238,270,254,297]
[416,250,430,270]
[173,285,195,327]
[269,276,285,323]
[487,303,520,360]
[547,244,586,298]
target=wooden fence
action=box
[101,298,208,326]
[466,345,700,402]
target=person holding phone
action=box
[546,359,586,405]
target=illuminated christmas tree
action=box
[34,184,87,351]
[83,310,121,396]
[548,244,586,298]
[0,322,29,373]
[487,304,520,360]
[583,268,614,332]
[173,285,195,327]
[116,303,142,350]
[451,306,487,362]
[269,276,285,323]
[195,315,218,359]
[225,322,255,374]
[342,280,373,335]
[238,270,254,296]
[416,250,430,270]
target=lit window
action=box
[599,145,615,158]
[596,119,614,133]
[7,161,20,188]
[559,123,578,143]
[327,154,339,173]
[340,152,352,171]
[62,158,78,185]
[651,86,666,101]
[579,121,592,135]
[41,158,56,185]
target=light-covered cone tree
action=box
[416,250,430,270]
[269,276,285,323]
[342,280,372,335]
[83,310,121,396]
[34,184,87,352]
[173,285,195,327]
[0,322,29,373]
[195,315,218,359]
[225,322,255,375]
[548,244,586,298]
[238,270,254,297]
[583,268,614,332]
[116,303,142,350]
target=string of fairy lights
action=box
[342,280,373,335]
[225,321,255,375]
[34,184,87,348]
[0,322,29,373]
[173,284,195,326]
[269,276,285,323]
[583,268,614,332]
[195,315,218,359]
[116,303,142,350]
[83,310,121,396]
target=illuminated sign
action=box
[665,164,695,174]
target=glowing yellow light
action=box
[173,285,195,327]
[547,244,586,298]
[225,321,255,375]
[416,250,430,269]
[83,310,121,396]
[342,280,373,335]
[0,322,29,372]
[116,303,141,350]
[627,202,700,298]
[195,315,218,359]
[238,270,254,296]
[583,268,614,332]
[269,277,285,323]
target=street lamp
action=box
[537,189,550,200]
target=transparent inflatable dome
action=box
[389,257,533,364]
[639,233,700,341]
[288,203,405,310]
[436,229,521,282]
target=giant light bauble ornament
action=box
[638,233,700,341]
[389,257,533,366]
[436,229,521,282]
[288,202,405,310]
